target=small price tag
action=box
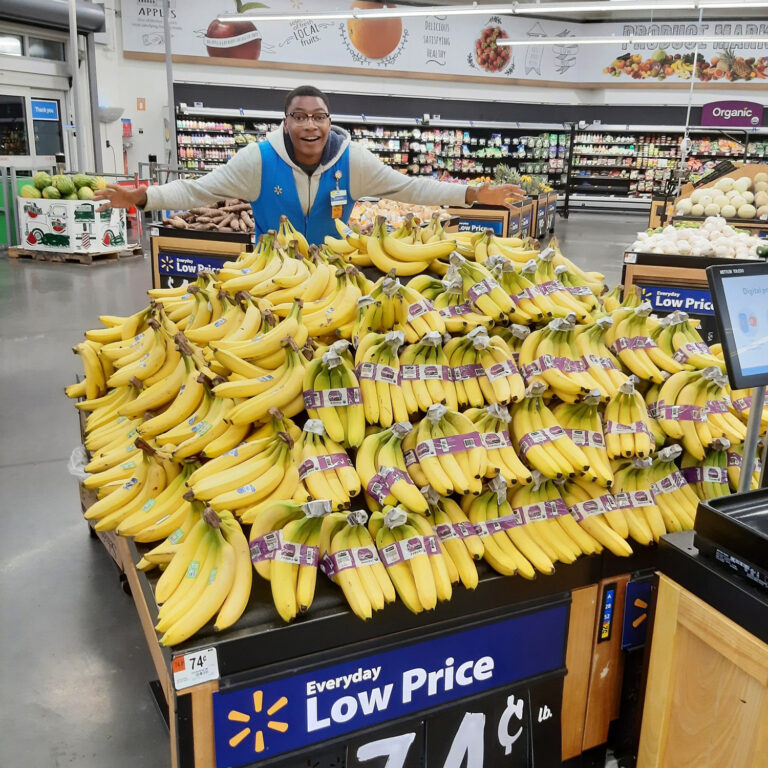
[150,226,160,237]
[624,251,638,264]
[172,647,219,691]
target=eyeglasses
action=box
[287,112,330,124]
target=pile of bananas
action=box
[67,215,765,641]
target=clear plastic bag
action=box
[68,444,90,482]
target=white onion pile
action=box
[630,216,762,259]
[675,172,768,221]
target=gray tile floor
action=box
[0,211,641,767]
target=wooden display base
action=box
[638,574,768,768]
[8,244,143,265]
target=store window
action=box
[28,37,65,61]
[32,99,63,156]
[0,95,29,155]
[0,34,23,57]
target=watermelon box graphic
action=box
[18,197,127,253]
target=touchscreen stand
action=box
[707,262,768,492]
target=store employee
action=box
[95,85,523,242]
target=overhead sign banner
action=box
[120,1,768,86]
[211,605,567,766]
[701,100,764,128]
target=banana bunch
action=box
[604,379,654,459]
[223,339,309,427]
[276,214,310,257]
[612,458,665,544]
[487,257,558,325]
[552,392,613,487]
[559,477,633,556]
[419,211,450,243]
[572,317,628,399]
[369,505,451,614]
[607,303,684,383]
[352,275,445,342]
[658,311,724,372]
[411,404,487,495]
[116,463,195,541]
[525,248,591,322]
[356,423,429,513]
[601,285,622,313]
[447,328,525,407]
[355,331,408,427]
[400,331,459,414]
[464,404,532,485]
[655,368,746,460]
[510,383,593,480]
[648,445,697,530]
[510,473,601,562]
[465,476,546,577]
[548,237,605,296]
[726,441,762,492]
[682,439,732,501]
[136,502,202,571]
[295,419,360,510]
[366,215,456,276]
[303,341,365,448]
[554,265,600,314]
[153,507,252,644]
[491,324,530,366]
[519,317,604,401]
[186,429,298,512]
[429,273,494,334]
[318,510,396,620]
[642,382,668,450]
[423,488,483,590]
[474,229,539,266]
[447,255,515,322]
[728,388,768,429]
[452,230,481,259]
[323,218,370,266]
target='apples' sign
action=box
[701,101,763,128]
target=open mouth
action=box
[300,136,321,143]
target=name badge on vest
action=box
[331,170,347,219]
[330,189,348,219]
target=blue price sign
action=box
[157,252,226,276]
[636,284,715,316]
[212,605,567,767]
[622,578,653,650]
[458,218,503,235]
[31,99,59,121]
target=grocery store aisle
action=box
[0,210,638,767]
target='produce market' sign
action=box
[701,101,764,128]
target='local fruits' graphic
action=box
[604,48,767,81]
[205,19,262,60]
[347,1,403,59]
[475,26,510,73]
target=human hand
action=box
[467,182,525,206]
[93,184,148,212]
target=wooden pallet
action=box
[7,244,143,265]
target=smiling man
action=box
[95,85,524,242]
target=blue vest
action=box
[252,140,355,244]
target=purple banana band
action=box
[485,359,520,381]
[407,299,435,321]
[518,425,566,456]
[567,285,593,296]
[320,544,381,579]
[378,534,440,567]
[732,397,751,412]
[672,342,710,364]
[650,470,688,496]
[537,280,564,296]
[706,399,730,415]
[273,541,318,567]
[438,302,473,318]
[366,466,414,504]
[582,353,617,371]
[652,402,706,422]
[249,530,283,563]
[480,431,514,450]
[435,520,476,541]
[452,362,485,381]
[563,428,605,448]
[303,387,362,409]
[467,278,499,303]
[356,362,401,385]
[568,493,617,523]
[604,420,653,437]
[416,432,483,459]
[401,364,454,382]
[614,489,656,509]
[298,452,353,481]
[613,336,657,352]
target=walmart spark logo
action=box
[160,255,173,272]
[640,287,653,302]
[227,690,289,753]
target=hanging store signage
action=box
[31,100,59,121]
[701,100,764,128]
[120,2,768,87]
[211,604,567,767]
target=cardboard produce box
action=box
[18,198,127,253]
[445,205,512,237]
[518,199,535,239]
